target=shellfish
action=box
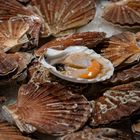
[132,120,140,135]
[35,31,106,57]
[90,81,140,126]
[101,32,140,68]
[59,127,132,140]
[0,121,32,140]
[29,0,96,37]
[102,0,140,27]
[40,46,114,83]
[2,82,91,136]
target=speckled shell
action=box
[103,63,140,85]
[90,81,140,127]
[0,121,32,140]
[30,0,96,37]
[35,32,106,57]
[102,0,140,27]
[101,32,140,67]
[58,127,132,140]
[3,82,91,136]
[0,18,30,52]
[0,51,18,77]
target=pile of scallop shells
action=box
[0,0,140,139]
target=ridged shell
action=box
[132,120,140,134]
[101,32,140,67]
[90,81,140,126]
[35,32,106,57]
[103,63,140,85]
[0,18,30,52]
[0,51,18,77]
[0,121,32,140]
[102,0,140,27]
[59,127,132,140]
[30,0,96,37]
[2,82,91,136]
[40,46,114,83]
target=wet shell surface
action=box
[58,127,132,140]
[101,32,140,68]
[0,121,32,140]
[102,0,140,27]
[132,120,140,135]
[90,81,140,126]
[35,31,106,57]
[40,46,114,83]
[0,17,30,52]
[2,82,91,136]
[30,0,96,37]
[103,63,140,86]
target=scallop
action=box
[35,31,106,57]
[102,0,140,27]
[59,127,132,140]
[2,82,91,136]
[132,120,140,135]
[30,0,96,37]
[0,121,32,140]
[40,46,114,83]
[101,32,140,68]
[90,81,140,127]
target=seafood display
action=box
[0,0,139,140]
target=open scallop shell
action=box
[30,0,96,37]
[101,32,140,68]
[35,31,106,57]
[0,51,18,77]
[90,81,140,127]
[58,127,132,140]
[0,121,32,140]
[2,82,91,136]
[40,46,114,83]
[102,0,140,27]
[103,63,140,86]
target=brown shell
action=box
[30,0,96,37]
[35,31,106,56]
[90,81,140,127]
[103,63,140,85]
[0,121,32,140]
[132,120,140,134]
[59,127,132,140]
[101,32,140,67]
[0,51,18,77]
[102,0,140,27]
[0,18,30,52]
[3,82,91,136]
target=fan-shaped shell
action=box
[0,51,18,77]
[103,63,140,85]
[101,32,140,67]
[102,0,140,27]
[40,46,114,83]
[0,18,30,52]
[0,121,32,140]
[2,82,91,136]
[59,127,132,140]
[90,81,140,126]
[30,0,96,37]
[35,32,106,57]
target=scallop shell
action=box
[0,51,18,77]
[35,31,106,57]
[2,82,91,136]
[40,46,114,83]
[59,127,132,140]
[30,0,96,37]
[101,32,140,68]
[103,63,140,85]
[90,81,140,127]
[0,121,32,140]
[132,120,140,134]
[102,0,140,27]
